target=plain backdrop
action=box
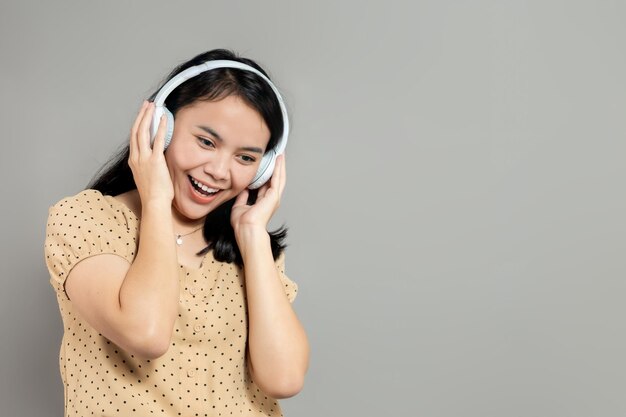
[1,1,625,416]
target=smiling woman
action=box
[43,49,309,417]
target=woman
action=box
[44,49,309,417]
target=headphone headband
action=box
[150,59,289,189]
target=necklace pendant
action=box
[175,225,202,246]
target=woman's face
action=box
[165,95,271,222]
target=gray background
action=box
[1,0,625,416]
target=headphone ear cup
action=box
[248,149,277,189]
[150,106,175,149]
[163,108,174,149]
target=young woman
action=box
[44,49,309,417]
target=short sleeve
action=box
[44,190,137,298]
[275,253,298,303]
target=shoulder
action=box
[48,189,137,228]
[46,189,139,256]
[45,189,139,295]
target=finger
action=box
[268,155,281,188]
[233,189,249,209]
[272,154,286,197]
[256,182,270,200]
[152,113,168,154]
[130,100,149,159]
[131,100,149,137]
[279,154,286,193]
[137,102,155,155]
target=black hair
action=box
[87,49,286,266]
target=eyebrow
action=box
[196,125,264,154]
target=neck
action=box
[171,206,205,234]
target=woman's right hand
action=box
[128,101,174,205]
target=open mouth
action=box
[188,176,220,197]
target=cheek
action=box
[232,165,260,189]
[165,144,199,172]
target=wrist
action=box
[140,200,174,224]
[235,226,270,256]
[141,198,173,212]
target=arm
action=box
[232,156,310,398]
[65,102,179,359]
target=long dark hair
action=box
[87,49,286,266]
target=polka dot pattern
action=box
[44,190,298,417]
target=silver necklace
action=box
[175,225,203,245]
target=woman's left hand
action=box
[231,154,287,237]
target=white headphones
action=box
[149,60,289,190]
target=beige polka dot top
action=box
[44,190,298,417]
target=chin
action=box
[173,198,217,221]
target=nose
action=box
[204,151,230,182]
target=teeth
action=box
[191,177,219,194]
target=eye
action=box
[197,137,215,148]
[238,154,257,164]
